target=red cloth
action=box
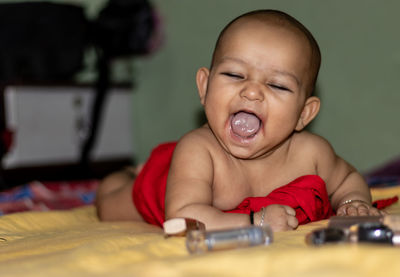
[373,196,399,209]
[132,142,396,227]
[133,142,177,226]
[226,175,335,224]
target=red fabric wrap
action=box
[132,142,396,227]
[373,196,399,209]
[225,175,335,224]
[133,142,177,226]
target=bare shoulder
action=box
[293,131,356,189]
[291,131,341,176]
[175,125,217,153]
[170,125,219,173]
[292,131,335,157]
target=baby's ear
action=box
[295,96,320,131]
[196,67,210,106]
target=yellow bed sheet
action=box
[0,186,399,277]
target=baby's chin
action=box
[222,139,268,160]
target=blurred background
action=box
[1,0,399,187]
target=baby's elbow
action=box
[165,208,178,221]
[165,203,200,221]
[165,203,187,221]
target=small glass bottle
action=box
[186,225,273,254]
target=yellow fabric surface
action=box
[0,187,399,277]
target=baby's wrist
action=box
[250,207,266,226]
[338,199,370,208]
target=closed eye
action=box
[221,72,244,79]
[269,84,291,92]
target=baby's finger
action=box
[378,209,387,215]
[287,216,298,229]
[356,205,369,216]
[336,206,346,216]
[283,205,296,216]
[346,205,358,216]
[368,207,384,216]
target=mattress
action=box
[0,185,399,277]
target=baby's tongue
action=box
[231,112,261,138]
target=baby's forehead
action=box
[214,18,310,64]
[224,17,308,45]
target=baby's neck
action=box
[238,134,295,164]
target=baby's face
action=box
[201,20,314,159]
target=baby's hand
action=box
[257,204,298,232]
[336,200,384,216]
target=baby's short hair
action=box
[211,10,321,96]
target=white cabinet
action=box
[0,84,134,183]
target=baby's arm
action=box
[331,168,381,216]
[312,135,381,216]
[165,134,251,230]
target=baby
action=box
[96,9,381,232]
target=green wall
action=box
[132,0,400,173]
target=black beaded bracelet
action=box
[249,211,254,225]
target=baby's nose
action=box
[239,82,264,101]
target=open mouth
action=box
[230,111,261,139]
